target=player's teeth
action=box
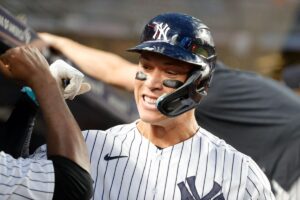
[144,96,156,104]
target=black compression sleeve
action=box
[49,155,93,200]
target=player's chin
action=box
[139,109,165,124]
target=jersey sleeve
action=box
[244,157,275,200]
[0,151,55,199]
[49,155,93,200]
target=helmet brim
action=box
[127,41,207,68]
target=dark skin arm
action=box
[0,46,90,173]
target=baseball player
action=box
[0,46,92,199]
[39,14,300,200]
[39,12,275,199]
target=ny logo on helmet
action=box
[153,22,170,41]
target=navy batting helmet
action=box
[128,12,217,117]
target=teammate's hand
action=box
[38,32,64,49]
[0,46,50,87]
[49,59,91,100]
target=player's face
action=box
[134,52,193,124]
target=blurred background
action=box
[1,0,300,149]
[1,0,300,80]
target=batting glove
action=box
[49,59,91,100]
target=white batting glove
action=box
[49,59,91,100]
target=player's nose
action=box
[144,69,163,90]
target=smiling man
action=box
[75,13,275,199]
[35,12,276,199]
[134,52,199,147]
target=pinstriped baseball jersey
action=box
[0,145,54,200]
[83,121,275,200]
[273,177,300,200]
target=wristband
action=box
[21,86,39,106]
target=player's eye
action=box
[141,64,152,71]
[166,70,177,75]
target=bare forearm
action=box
[33,77,90,172]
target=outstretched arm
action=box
[39,33,137,91]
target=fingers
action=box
[0,46,52,86]
[38,32,59,47]
[49,59,82,99]
[0,60,12,78]
[0,48,17,78]
[38,32,50,39]
[63,76,83,100]
[78,83,91,95]
[63,82,91,100]
[0,49,15,64]
[38,33,51,44]
[48,59,91,100]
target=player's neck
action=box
[137,116,199,148]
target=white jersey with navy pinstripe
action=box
[0,145,54,200]
[83,121,275,200]
[272,177,300,200]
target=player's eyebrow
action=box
[139,54,151,62]
[140,54,187,67]
[140,54,171,64]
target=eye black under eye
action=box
[135,71,147,80]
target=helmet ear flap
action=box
[156,64,211,117]
[196,65,214,95]
[207,54,217,70]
